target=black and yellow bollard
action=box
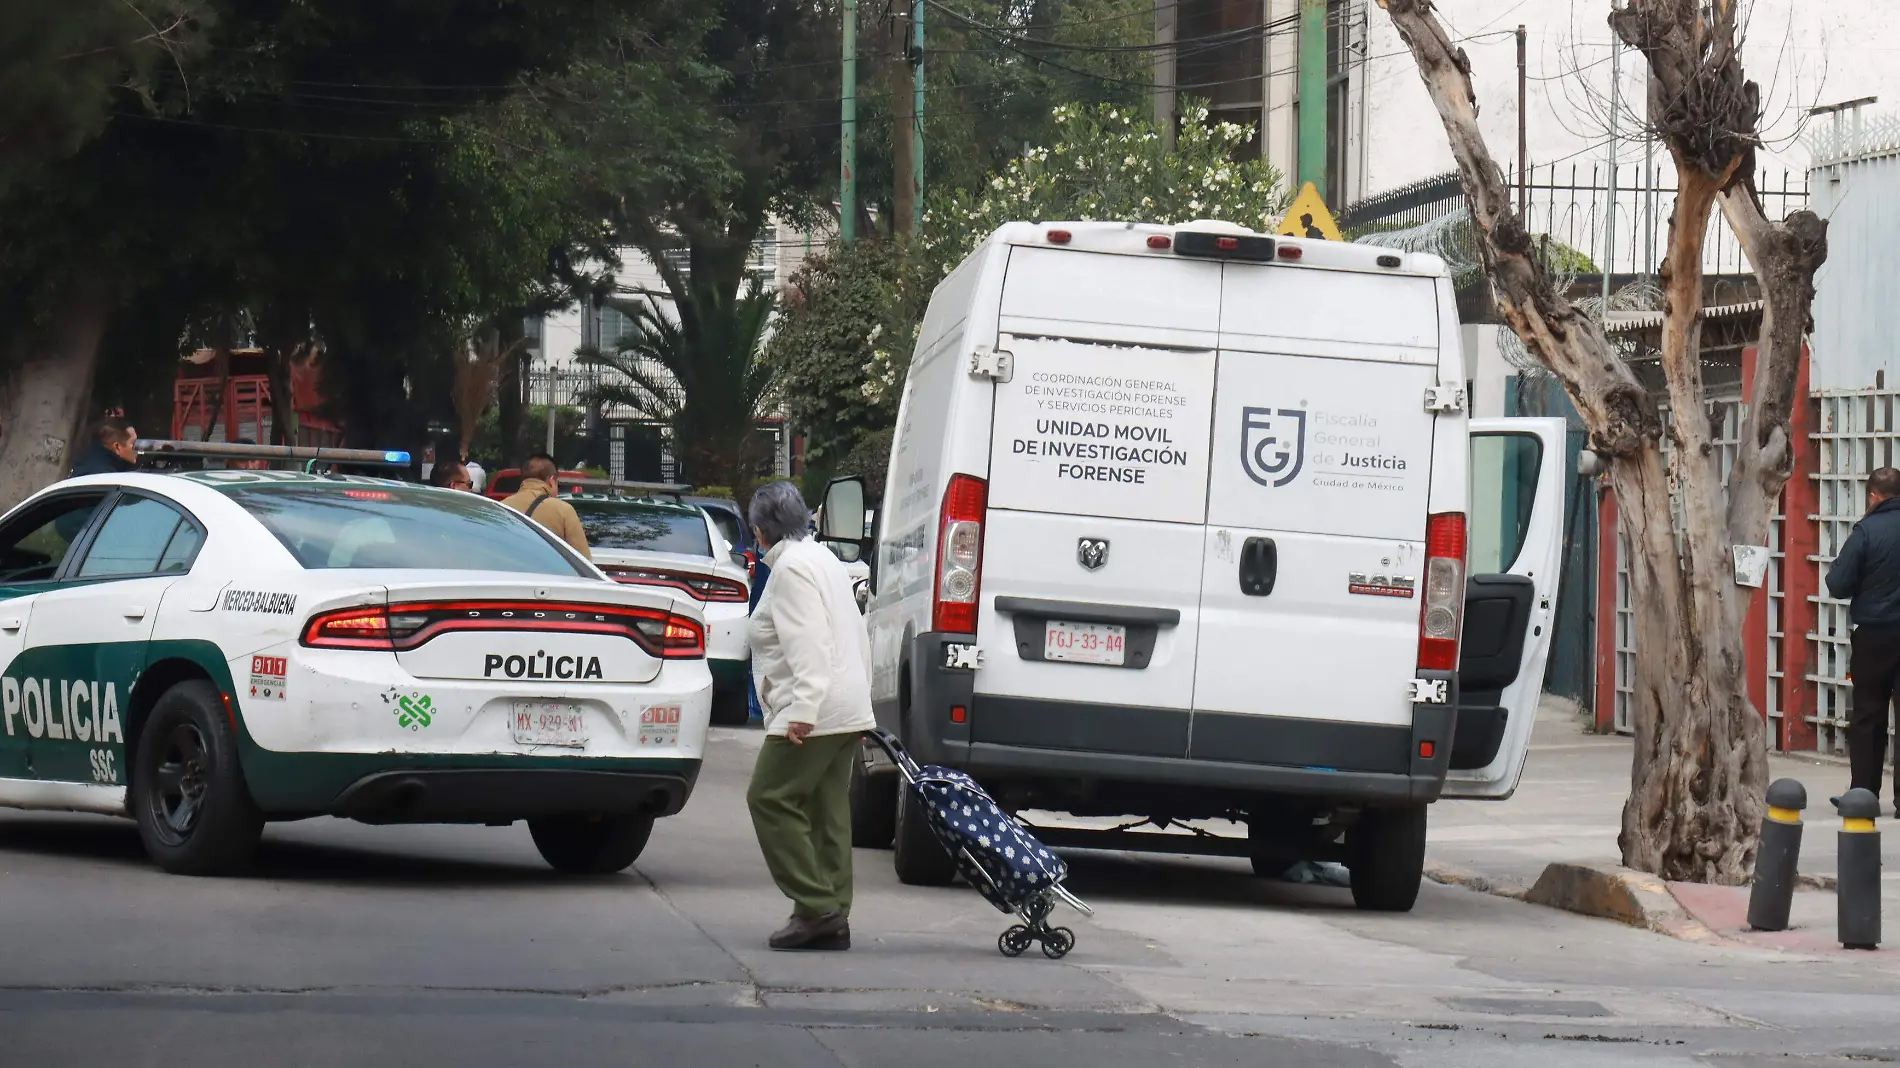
[1748,778,1807,932]
[1835,788,1882,950]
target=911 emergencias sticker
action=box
[249,655,288,700]
[637,705,681,746]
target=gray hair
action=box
[748,481,810,544]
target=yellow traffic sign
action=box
[1276,181,1343,241]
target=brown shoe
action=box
[769,911,849,951]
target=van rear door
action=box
[1441,417,1566,799]
[1190,263,1443,771]
[974,247,1220,757]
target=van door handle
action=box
[123,606,147,621]
[1239,537,1278,597]
[0,618,20,633]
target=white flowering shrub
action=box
[921,102,1292,274]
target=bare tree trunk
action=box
[1381,0,1821,882]
[0,280,111,507]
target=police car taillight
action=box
[301,601,706,658]
[1416,513,1467,672]
[604,565,748,603]
[932,474,987,634]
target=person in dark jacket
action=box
[69,417,138,478]
[1825,466,1900,812]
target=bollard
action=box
[1748,778,1807,931]
[1835,788,1882,950]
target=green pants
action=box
[747,732,861,919]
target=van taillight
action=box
[1416,513,1467,672]
[933,474,988,634]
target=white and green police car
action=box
[0,458,712,875]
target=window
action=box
[569,501,713,557]
[159,522,206,574]
[1468,433,1543,574]
[221,484,590,575]
[0,493,109,583]
[77,496,199,578]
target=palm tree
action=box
[577,276,777,502]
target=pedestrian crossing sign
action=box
[1276,182,1343,242]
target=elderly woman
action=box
[744,480,875,951]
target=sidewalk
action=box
[1429,699,1900,952]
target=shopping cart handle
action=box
[864,729,924,780]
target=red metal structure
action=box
[172,348,340,446]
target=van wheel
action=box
[529,814,654,874]
[131,680,264,875]
[892,783,957,886]
[1346,805,1428,911]
[850,747,898,849]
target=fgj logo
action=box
[1239,407,1307,488]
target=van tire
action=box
[892,782,956,886]
[1346,805,1427,911]
[529,814,654,874]
[850,748,898,849]
[131,680,265,875]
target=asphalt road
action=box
[2,726,1897,1067]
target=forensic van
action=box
[817,220,1564,911]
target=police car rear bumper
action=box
[892,631,1454,805]
[321,764,700,824]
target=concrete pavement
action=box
[2,720,1899,1065]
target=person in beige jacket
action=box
[743,480,875,951]
[500,453,590,560]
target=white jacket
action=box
[748,538,875,738]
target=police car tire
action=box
[1345,804,1427,912]
[528,814,654,874]
[892,783,956,886]
[131,680,264,876]
[849,747,897,849]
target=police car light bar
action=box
[563,477,696,496]
[135,440,413,466]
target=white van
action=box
[817,220,1564,911]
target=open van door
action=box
[1442,417,1567,800]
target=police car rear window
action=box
[221,484,590,575]
[569,500,712,556]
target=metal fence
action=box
[1809,390,1900,755]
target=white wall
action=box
[1359,0,1899,194]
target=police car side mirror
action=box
[729,550,748,570]
[1578,449,1604,477]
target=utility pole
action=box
[1516,25,1527,218]
[1643,66,1655,276]
[1298,0,1327,194]
[840,0,858,243]
[911,0,925,235]
[1603,40,1619,308]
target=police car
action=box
[561,485,753,725]
[0,443,712,876]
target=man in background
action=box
[1826,466,1900,815]
[230,438,272,470]
[501,453,590,559]
[69,417,138,477]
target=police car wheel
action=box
[1345,805,1427,912]
[528,814,654,874]
[892,783,956,886]
[131,680,264,875]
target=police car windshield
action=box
[569,499,712,556]
[222,483,590,575]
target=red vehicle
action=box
[483,468,590,501]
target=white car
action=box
[0,468,713,875]
[564,493,752,724]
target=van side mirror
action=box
[819,477,867,542]
[1577,449,1604,477]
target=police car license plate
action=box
[1044,620,1126,666]
[511,702,587,747]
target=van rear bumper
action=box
[894,631,1455,805]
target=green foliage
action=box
[776,102,1292,469]
[470,404,588,469]
[579,278,778,498]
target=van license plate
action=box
[1044,621,1126,666]
[511,702,587,747]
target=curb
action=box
[1423,861,1528,900]
[1523,862,1722,941]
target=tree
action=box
[579,279,779,503]
[1379,0,1828,881]
[771,100,1291,471]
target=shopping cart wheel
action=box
[1040,927,1075,960]
[998,926,1034,957]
